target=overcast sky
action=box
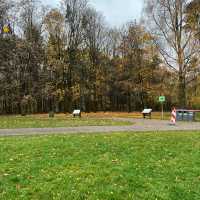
[43,0,143,27]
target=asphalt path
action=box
[1,118,200,137]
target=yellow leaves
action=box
[44,9,64,34]
[189,97,200,106]
[71,84,80,100]
[3,24,11,33]
[55,89,65,101]
[142,32,154,42]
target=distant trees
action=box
[116,22,161,111]
[82,7,106,111]
[62,0,88,111]
[44,8,66,112]
[0,0,199,114]
[0,0,17,113]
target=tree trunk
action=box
[178,73,186,108]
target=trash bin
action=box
[183,111,188,121]
[176,110,195,121]
[176,111,183,121]
[188,112,195,121]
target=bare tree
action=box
[105,27,121,58]
[60,0,88,111]
[145,0,200,107]
[15,0,45,114]
[82,7,106,111]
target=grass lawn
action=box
[84,112,200,121]
[83,111,172,120]
[1,131,200,199]
[0,111,199,129]
[0,115,131,129]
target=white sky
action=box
[43,0,143,27]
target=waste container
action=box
[188,112,195,121]
[176,111,182,121]
[183,112,188,121]
[176,110,195,121]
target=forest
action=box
[0,0,199,114]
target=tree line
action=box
[0,0,199,115]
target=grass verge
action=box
[1,131,200,199]
[0,115,131,129]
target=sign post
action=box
[159,96,165,120]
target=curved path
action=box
[1,118,200,137]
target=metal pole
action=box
[161,102,164,120]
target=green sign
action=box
[159,96,165,102]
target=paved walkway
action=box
[1,118,200,136]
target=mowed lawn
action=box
[0,115,131,129]
[0,112,199,129]
[1,132,200,199]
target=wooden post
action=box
[161,102,164,120]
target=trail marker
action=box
[159,96,165,120]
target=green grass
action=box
[1,131,200,199]
[0,116,131,129]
